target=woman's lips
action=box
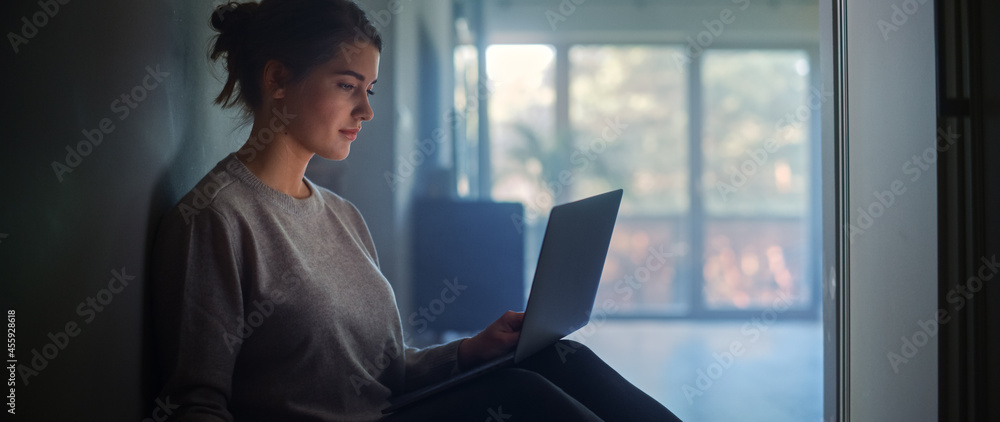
[340,128,360,141]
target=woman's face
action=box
[280,42,380,161]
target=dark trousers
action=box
[382,340,683,422]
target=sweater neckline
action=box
[221,152,324,216]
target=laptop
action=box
[382,189,623,415]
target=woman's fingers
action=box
[501,310,525,332]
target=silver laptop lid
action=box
[514,189,623,363]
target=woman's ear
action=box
[262,59,291,100]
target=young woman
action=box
[150,1,682,421]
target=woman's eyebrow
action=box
[332,70,375,84]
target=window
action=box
[465,44,819,317]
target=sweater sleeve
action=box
[150,207,245,422]
[401,338,464,392]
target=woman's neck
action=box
[237,124,313,199]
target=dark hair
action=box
[209,0,383,113]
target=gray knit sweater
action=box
[151,153,461,421]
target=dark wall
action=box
[1,0,251,419]
[983,1,1000,416]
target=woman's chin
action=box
[317,147,350,161]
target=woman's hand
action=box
[457,310,524,371]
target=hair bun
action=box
[211,2,259,36]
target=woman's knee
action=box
[489,367,553,388]
[553,339,598,362]
[479,368,601,421]
[557,339,589,352]
[487,368,586,402]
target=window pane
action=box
[703,219,810,309]
[701,50,813,310]
[702,50,811,216]
[486,45,557,209]
[570,45,690,312]
[595,218,687,313]
[569,45,689,215]
[454,45,479,197]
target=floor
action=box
[572,320,823,422]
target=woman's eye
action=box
[366,89,375,96]
[339,83,355,91]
